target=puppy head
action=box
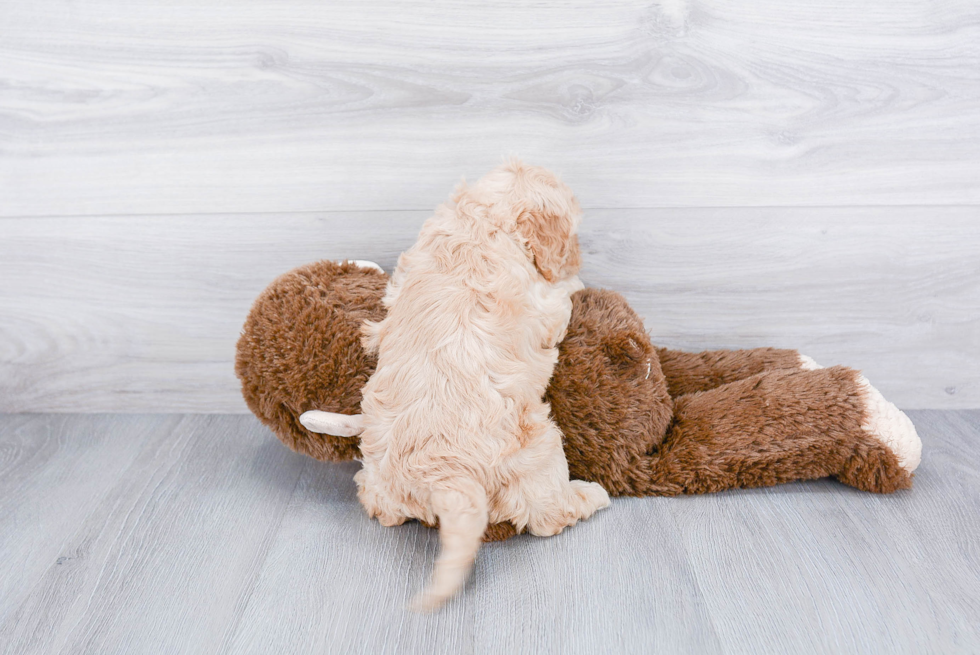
[478,159,583,282]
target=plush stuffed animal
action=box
[236,260,922,541]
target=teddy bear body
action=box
[236,261,918,540]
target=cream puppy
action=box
[355,160,610,610]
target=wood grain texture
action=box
[0,414,306,654]
[0,414,177,626]
[1,208,977,412]
[0,411,978,653]
[1,0,979,215]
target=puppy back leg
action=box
[410,480,489,612]
[500,413,610,537]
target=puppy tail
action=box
[409,480,488,612]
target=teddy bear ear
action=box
[601,331,647,367]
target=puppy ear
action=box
[515,208,576,282]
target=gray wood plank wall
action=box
[1,1,978,411]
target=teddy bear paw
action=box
[299,410,364,437]
[857,375,922,473]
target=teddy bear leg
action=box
[835,375,921,492]
[656,347,817,397]
[630,366,919,495]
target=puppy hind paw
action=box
[523,481,611,537]
[377,514,408,527]
[568,479,611,519]
[857,375,922,473]
[354,476,408,527]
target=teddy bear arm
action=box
[655,346,808,398]
[624,366,917,495]
[299,410,364,437]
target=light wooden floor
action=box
[2,411,978,654]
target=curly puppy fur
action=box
[354,161,609,609]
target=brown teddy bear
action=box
[235,260,922,541]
